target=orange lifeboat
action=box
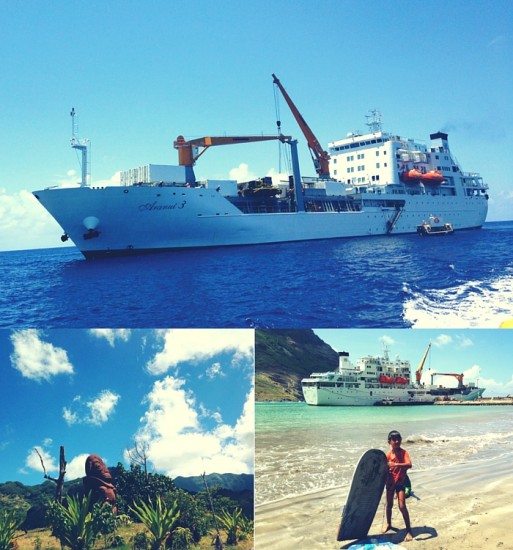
[395,376,408,384]
[421,170,444,185]
[400,169,423,183]
[379,375,395,384]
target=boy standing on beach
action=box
[382,430,413,542]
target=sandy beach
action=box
[255,453,513,549]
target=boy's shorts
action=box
[394,482,406,494]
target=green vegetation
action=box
[3,466,253,550]
[255,329,338,401]
[0,509,22,550]
[216,508,253,546]
[129,498,179,550]
[46,494,99,550]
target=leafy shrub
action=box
[168,527,194,550]
[130,532,149,550]
[107,534,125,548]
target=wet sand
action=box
[255,454,513,549]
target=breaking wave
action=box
[402,270,513,328]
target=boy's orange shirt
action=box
[386,447,411,487]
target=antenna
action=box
[70,107,89,187]
[365,109,382,133]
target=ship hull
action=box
[33,185,488,258]
[302,385,433,406]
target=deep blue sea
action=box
[1,221,512,328]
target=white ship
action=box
[302,343,485,406]
[301,348,435,406]
[33,77,489,259]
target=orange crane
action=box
[430,372,465,388]
[272,73,331,178]
[173,134,290,167]
[415,343,431,384]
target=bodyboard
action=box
[336,448,388,541]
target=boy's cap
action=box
[388,430,402,441]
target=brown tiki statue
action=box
[83,454,117,512]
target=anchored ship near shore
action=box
[33,76,489,259]
[301,344,485,406]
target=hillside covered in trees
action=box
[255,329,338,401]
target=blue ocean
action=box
[255,402,513,505]
[1,221,512,329]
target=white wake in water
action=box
[403,271,513,328]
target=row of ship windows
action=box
[345,163,389,173]
[330,137,388,151]
[331,174,382,183]
[332,150,387,163]
[332,163,389,176]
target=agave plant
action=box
[130,497,180,550]
[215,508,243,545]
[237,514,254,541]
[47,493,99,550]
[0,509,22,550]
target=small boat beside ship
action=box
[417,215,454,236]
[301,343,485,406]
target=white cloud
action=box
[24,444,58,476]
[455,335,474,348]
[0,169,122,252]
[10,329,74,382]
[23,448,104,481]
[229,163,256,182]
[63,407,79,425]
[146,329,254,376]
[206,362,225,380]
[0,188,70,252]
[88,391,121,425]
[131,376,254,476]
[379,335,395,347]
[63,390,120,426]
[432,334,453,348]
[89,329,131,347]
[53,169,121,189]
[66,453,93,480]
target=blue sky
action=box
[314,328,513,396]
[0,329,254,485]
[0,0,512,251]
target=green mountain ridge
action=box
[255,329,338,401]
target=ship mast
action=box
[70,108,89,187]
[365,109,382,133]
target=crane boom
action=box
[173,134,290,167]
[272,73,330,178]
[430,372,465,387]
[415,343,431,384]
